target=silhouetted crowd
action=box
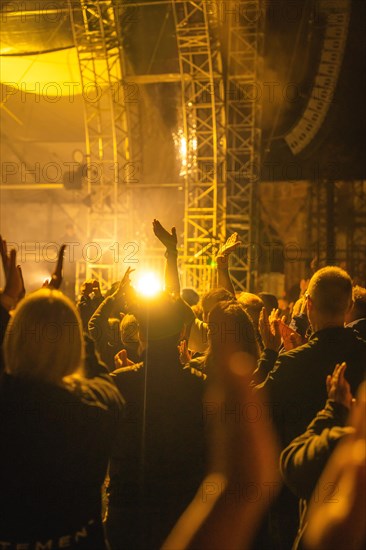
[0,223,365,550]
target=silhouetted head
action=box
[201,288,233,322]
[130,292,186,353]
[237,292,264,330]
[346,285,366,323]
[306,266,353,329]
[207,300,259,363]
[4,289,84,383]
[181,287,200,307]
[258,292,278,316]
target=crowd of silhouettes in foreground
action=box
[0,222,365,550]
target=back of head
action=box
[208,301,259,361]
[131,292,185,347]
[237,292,264,329]
[3,289,84,384]
[201,288,233,320]
[292,296,305,318]
[181,287,200,306]
[258,292,278,316]
[120,313,139,346]
[307,266,353,317]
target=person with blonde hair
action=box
[0,287,124,548]
[4,288,84,382]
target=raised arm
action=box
[251,307,281,385]
[0,236,25,314]
[43,244,66,290]
[152,219,180,295]
[215,232,241,296]
[88,267,135,363]
[280,363,353,501]
[77,279,104,331]
[304,374,365,550]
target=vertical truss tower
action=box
[68,0,132,293]
[225,0,264,291]
[172,0,227,292]
[308,180,366,286]
[348,181,366,284]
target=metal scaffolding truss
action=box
[68,0,132,293]
[348,181,366,284]
[172,0,227,292]
[308,180,366,286]
[225,0,264,291]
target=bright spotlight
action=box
[135,272,163,298]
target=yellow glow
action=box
[135,272,163,297]
[180,134,187,160]
[0,47,121,97]
[174,127,198,177]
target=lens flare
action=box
[135,272,163,297]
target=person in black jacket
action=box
[0,288,124,549]
[254,266,366,550]
[104,221,206,550]
[280,361,355,550]
[255,266,366,447]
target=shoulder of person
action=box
[66,374,125,412]
[277,339,315,363]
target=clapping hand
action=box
[216,232,242,258]
[178,339,192,365]
[305,381,365,550]
[216,233,242,268]
[152,219,177,251]
[259,307,281,351]
[0,236,11,280]
[0,236,25,307]
[81,278,102,298]
[114,349,134,369]
[112,266,135,302]
[326,362,354,410]
[43,244,66,290]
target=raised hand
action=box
[112,266,135,300]
[4,250,24,305]
[0,237,25,309]
[178,339,192,365]
[114,349,134,369]
[326,362,354,409]
[286,331,303,351]
[0,236,11,279]
[269,307,281,325]
[43,244,66,290]
[152,219,177,250]
[216,232,242,258]
[259,307,281,351]
[81,278,102,298]
[305,382,365,550]
[92,279,102,297]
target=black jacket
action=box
[255,326,366,447]
[0,371,124,547]
[280,400,352,550]
[346,317,366,341]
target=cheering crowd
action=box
[0,221,365,550]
